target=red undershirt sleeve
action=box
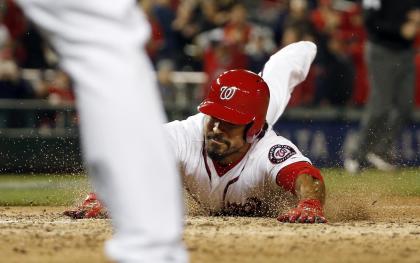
[276,161,323,194]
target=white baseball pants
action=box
[15,0,187,262]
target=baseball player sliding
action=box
[65,41,327,223]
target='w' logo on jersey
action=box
[220,86,238,100]
[268,144,296,164]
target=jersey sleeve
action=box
[163,113,204,163]
[275,161,323,194]
[260,41,317,125]
[256,134,312,191]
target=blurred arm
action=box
[276,162,326,223]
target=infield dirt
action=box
[1,195,420,263]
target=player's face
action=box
[204,116,249,163]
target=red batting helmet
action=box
[198,69,270,143]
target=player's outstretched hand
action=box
[277,199,327,223]
[63,192,108,219]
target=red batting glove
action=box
[277,199,327,224]
[63,193,108,219]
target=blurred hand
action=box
[0,60,19,81]
[401,21,418,40]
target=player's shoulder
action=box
[252,128,310,165]
[257,129,298,149]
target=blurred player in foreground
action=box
[66,41,327,224]
[16,0,187,262]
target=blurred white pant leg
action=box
[15,0,187,262]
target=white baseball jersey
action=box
[165,113,310,216]
[165,41,317,216]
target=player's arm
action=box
[276,161,327,223]
[260,41,317,125]
[295,173,325,204]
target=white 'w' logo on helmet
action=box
[220,86,238,100]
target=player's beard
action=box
[205,134,234,161]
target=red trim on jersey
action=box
[212,155,244,177]
[276,162,323,194]
[202,142,212,182]
[223,176,240,201]
[222,164,245,201]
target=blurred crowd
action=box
[0,0,419,126]
[141,0,420,107]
